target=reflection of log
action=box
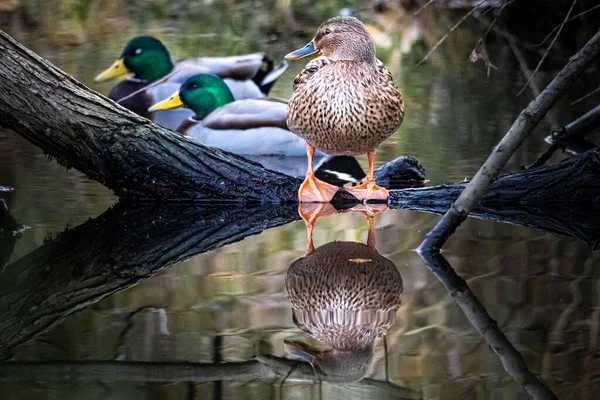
[417,250,558,400]
[391,149,600,248]
[3,154,600,356]
[0,357,419,399]
[0,203,298,357]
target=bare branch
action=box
[569,84,600,106]
[516,0,578,97]
[418,30,600,251]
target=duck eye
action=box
[324,28,332,35]
[190,83,198,89]
[134,48,142,55]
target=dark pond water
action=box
[0,2,599,399]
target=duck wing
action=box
[203,99,288,130]
[174,53,266,81]
[292,57,334,91]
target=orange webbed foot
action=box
[299,173,340,203]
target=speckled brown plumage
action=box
[286,17,404,156]
[285,240,403,381]
[286,241,403,348]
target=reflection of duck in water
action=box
[285,205,403,382]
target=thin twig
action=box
[416,0,505,66]
[569,85,600,106]
[536,3,600,47]
[467,0,512,77]
[481,0,514,40]
[413,0,436,15]
[516,0,578,97]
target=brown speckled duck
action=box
[285,16,404,203]
[285,204,403,382]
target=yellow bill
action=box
[285,40,320,60]
[148,91,184,112]
[95,58,128,82]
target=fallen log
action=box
[0,30,305,202]
[1,28,599,211]
[392,149,600,248]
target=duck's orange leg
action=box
[299,143,340,203]
[343,203,388,248]
[344,150,388,203]
[298,202,338,254]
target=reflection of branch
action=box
[0,357,419,399]
[417,249,558,400]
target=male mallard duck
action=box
[285,16,404,203]
[147,74,316,157]
[95,36,288,130]
[285,206,403,382]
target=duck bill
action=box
[148,91,184,112]
[285,41,320,60]
[284,339,319,363]
[94,58,128,82]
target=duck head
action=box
[148,74,235,120]
[285,16,376,63]
[284,339,374,383]
[95,36,174,83]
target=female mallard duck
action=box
[95,36,288,130]
[285,16,404,203]
[285,207,403,382]
[147,74,317,157]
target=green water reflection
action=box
[0,1,599,399]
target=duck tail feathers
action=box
[260,60,288,88]
[253,55,289,95]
